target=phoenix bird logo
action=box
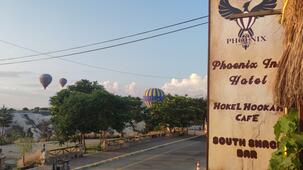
[219,0,277,49]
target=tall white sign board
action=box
[208,0,283,169]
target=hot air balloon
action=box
[39,74,52,89]
[59,78,67,88]
[143,88,165,108]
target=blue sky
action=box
[0,0,208,108]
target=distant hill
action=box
[7,112,146,141]
[9,112,51,140]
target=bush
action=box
[6,125,26,143]
[0,136,10,145]
[269,110,303,170]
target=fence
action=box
[45,131,169,163]
[101,131,165,151]
[46,145,83,164]
[0,153,4,169]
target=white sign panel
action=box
[208,0,283,169]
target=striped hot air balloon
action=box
[143,88,165,108]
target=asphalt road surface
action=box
[88,136,206,170]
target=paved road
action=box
[87,136,206,170]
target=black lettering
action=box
[239,139,246,147]
[212,61,221,70]
[230,75,240,85]
[244,150,251,158]
[248,139,254,147]
[236,114,241,121]
[255,140,262,148]
[232,138,239,146]
[219,137,225,145]
[250,150,258,159]
[252,115,259,122]
[243,103,251,111]
[226,138,232,145]
[237,149,243,157]
[263,140,269,149]
[270,141,277,149]
[213,137,218,144]
[213,103,220,110]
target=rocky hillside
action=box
[9,112,51,140]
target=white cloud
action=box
[101,81,120,93]
[161,73,207,98]
[125,82,138,96]
[101,81,141,96]
[100,73,208,98]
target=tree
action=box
[0,106,13,137]
[50,90,101,146]
[32,107,40,113]
[37,121,52,141]
[50,79,137,150]
[22,107,29,111]
[68,79,105,94]
[146,95,207,133]
[122,96,145,132]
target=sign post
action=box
[208,0,283,169]
[299,99,303,132]
[299,99,303,170]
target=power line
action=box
[0,16,208,61]
[0,43,182,80]
[60,58,183,79]
[0,41,182,79]
[0,22,208,66]
[0,24,208,79]
[0,20,207,78]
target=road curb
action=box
[73,135,201,170]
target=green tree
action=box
[0,106,13,137]
[68,79,105,93]
[50,79,138,150]
[22,107,29,111]
[51,89,101,146]
[146,95,207,133]
[32,107,40,113]
[122,96,146,131]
